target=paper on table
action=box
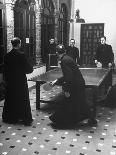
[42,82,54,91]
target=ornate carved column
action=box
[67,15,71,45]
[54,11,59,43]
[5,0,14,52]
[54,0,59,43]
[35,0,42,65]
[69,0,75,39]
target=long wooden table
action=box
[29,67,112,116]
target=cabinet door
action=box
[80,23,104,67]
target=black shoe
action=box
[3,119,18,124]
[88,119,97,126]
[23,119,33,126]
[24,122,32,126]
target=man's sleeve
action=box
[109,45,114,63]
[62,60,74,83]
[76,48,80,65]
[95,46,100,61]
[55,76,64,86]
[61,59,74,92]
[22,54,33,74]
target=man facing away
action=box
[95,36,114,68]
[66,39,80,66]
[2,37,33,126]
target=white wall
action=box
[73,0,116,63]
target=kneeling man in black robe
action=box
[49,44,96,127]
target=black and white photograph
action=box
[0,0,116,154]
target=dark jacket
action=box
[49,54,90,125]
[2,49,33,123]
[95,44,114,67]
[56,54,85,94]
[47,43,57,67]
[48,43,57,54]
[66,46,80,65]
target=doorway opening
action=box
[14,0,36,65]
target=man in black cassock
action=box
[95,36,114,68]
[48,38,57,54]
[49,44,95,127]
[47,38,57,69]
[2,37,33,126]
[66,39,80,65]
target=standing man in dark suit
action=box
[48,38,57,54]
[95,36,114,68]
[66,39,80,65]
[47,38,57,70]
[2,37,33,126]
[49,44,95,126]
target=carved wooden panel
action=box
[80,23,104,67]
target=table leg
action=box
[103,69,112,98]
[109,68,112,86]
[88,87,97,125]
[91,88,97,118]
[36,81,40,110]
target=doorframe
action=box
[14,1,36,65]
[0,3,7,63]
[41,0,55,63]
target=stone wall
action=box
[4,0,71,65]
[5,1,14,52]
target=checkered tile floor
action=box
[0,74,116,155]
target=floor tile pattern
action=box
[0,72,116,155]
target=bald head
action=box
[56,44,65,54]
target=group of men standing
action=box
[1,35,114,127]
[48,38,80,68]
[48,36,114,68]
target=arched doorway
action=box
[0,1,6,65]
[58,3,68,47]
[14,0,36,65]
[41,0,55,64]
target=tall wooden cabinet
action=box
[71,23,104,67]
[80,23,104,66]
